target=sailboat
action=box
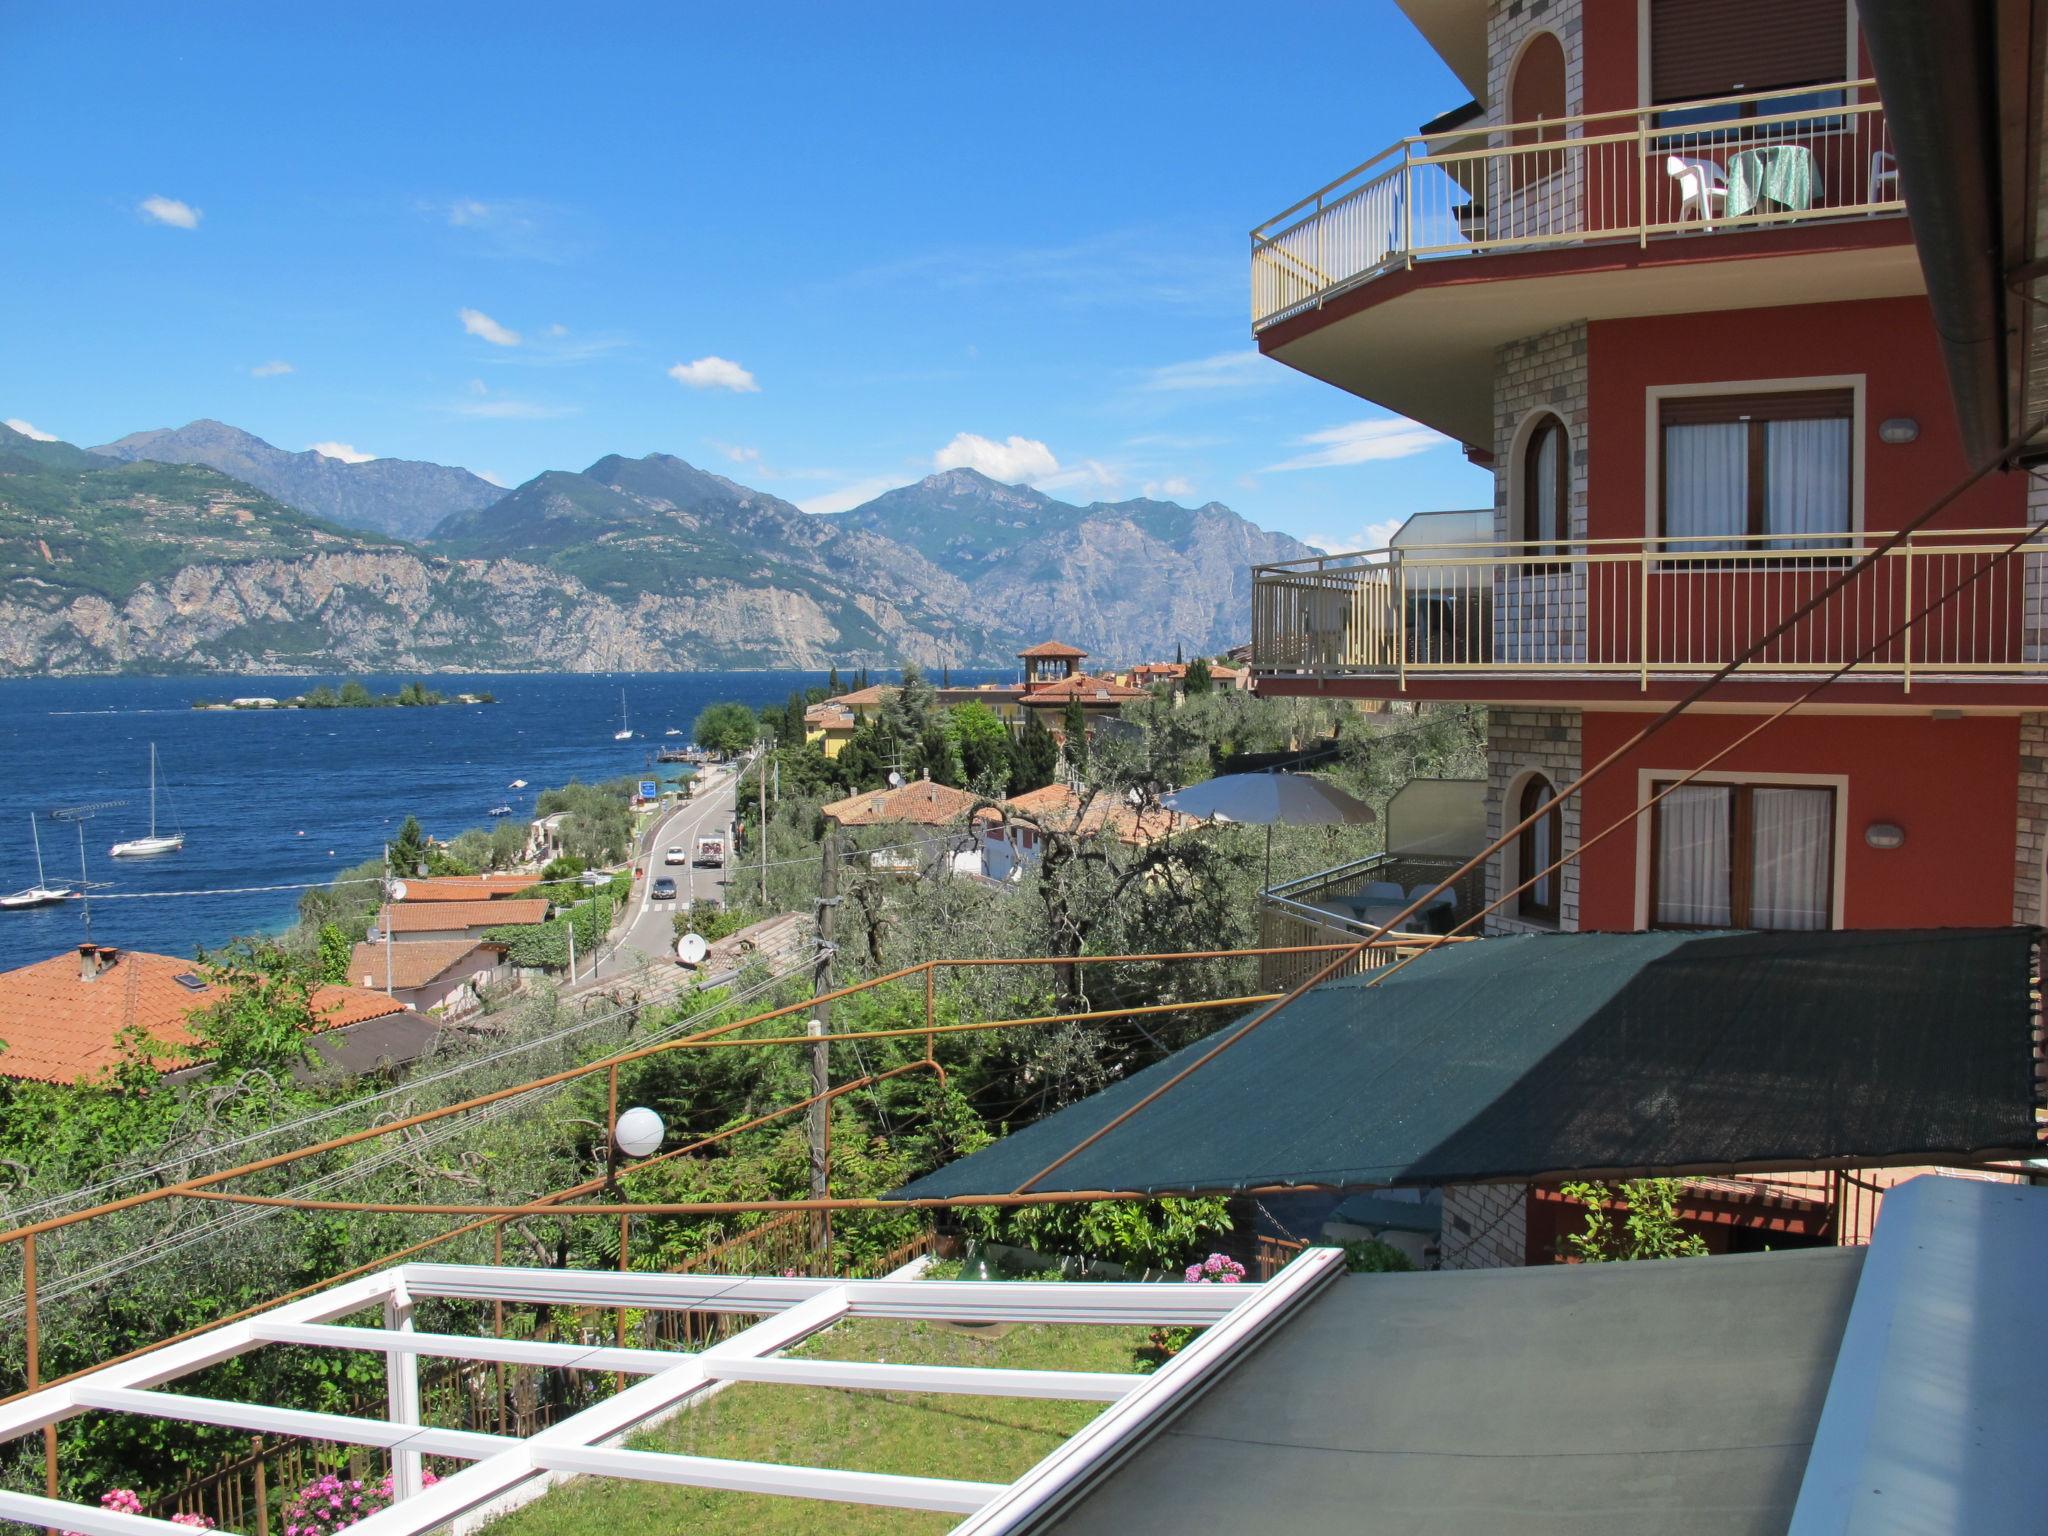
[1,815,74,908]
[613,688,633,741]
[110,744,185,857]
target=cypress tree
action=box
[1060,698,1089,775]
[1011,711,1059,794]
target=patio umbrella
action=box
[1161,771,1375,887]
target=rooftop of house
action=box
[820,778,981,828]
[977,783,1189,848]
[803,700,857,727]
[375,898,549,933]
[1018,640,1088,659]
[1020,672,1151,704]
[345,939,502,992]
[0,946,407,1086]
[394,874,539,902]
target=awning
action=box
[897,928,2043,1199]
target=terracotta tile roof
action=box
[376,898,549,933]
[980,783,1189,846]
[1018,640,1088,659]
[1021,673,1150,703]
[397,874,539,902]
[346,940,502,992]
[1127,663,1187,681]
[0,947,406,1086]
[804,701,856,727]
[821,779,980,827]
[829,684,896,708]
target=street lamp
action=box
[615,1106,665,1158]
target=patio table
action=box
[1726,143,1816,217]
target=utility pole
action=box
[383,841,394,995]
[758,748,769,908]
[809,817,839,1255]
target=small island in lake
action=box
[193,680,496,710]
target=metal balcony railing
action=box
[1251,527,2048,688]
[1255,852,1485,991]
[1251,80,1900,328]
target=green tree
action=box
[1060,698,1089,774]
[314,922,354,984]
[1012,711,1059,794]
[883,665,936,746]
[694,701,759,756]
[339,679,372,707]
[1184,656,1213,696]
[1557,1179,1709,1262]
[300,683,338,709]
[390,815,429,878]
[187,945,326,1077]
[837,716,889,791]
[782,690,807,749]
[950,701,1012,793]
[913,718,960,787]
[827,665,843,696]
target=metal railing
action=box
[1251,80,1899,327]
[1256,853,1484,991]
[1252,526,2048,688]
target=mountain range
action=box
[0,419,1312,674]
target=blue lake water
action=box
[0,671,1005,970]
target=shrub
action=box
[281,1469,439,1536]
[69,1490,213,1532]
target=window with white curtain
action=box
[1652,780,1835,929]
[1659,389,1854,553]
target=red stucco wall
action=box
[1574,709,2020,931]
[1587,296,2026,545]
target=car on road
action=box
[664,846,689,866]
[650,876,677,901]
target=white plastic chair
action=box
[1869,149,1900,205]
[1666,153,1728,229]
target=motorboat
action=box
[487,804,514,817]
[508,778,528,789]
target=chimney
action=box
[78,943,98,982]
[98,945,119,972]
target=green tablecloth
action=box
[1726,144,1815,216]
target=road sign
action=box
[638,780,658,800]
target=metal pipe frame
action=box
[0,1255,1332,1534]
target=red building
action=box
[1245,0,2044,1262]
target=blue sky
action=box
[0,1,1489,551]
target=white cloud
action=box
[1143,476,1196,499]
[447,199,493,226]
[798,476,902,515]
[1262,417,1449,473]
[467,378,489,396]
[459,308,522,347]
[250,360,293,378]
[1141,350,1268,392]
[932,431,1059,484]
[309,441,374,463]
[1304,518,1405,555]
[139,195,200,229]
[667,356,759,393]
[546,322,568,337]
[5,418,57,441]
[1039,459,1125,499]
[712,441,763,466]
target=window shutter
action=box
[1649,0,1848,103]
[1660,388,1853,426]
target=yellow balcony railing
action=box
[1251,526,2048,688]
[1251,80,1900,329]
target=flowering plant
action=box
[67,1491,213,1533]
[1182,1252,1246,1284]
[281,1469,438,1536]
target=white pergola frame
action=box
[0,1247,1346,1536]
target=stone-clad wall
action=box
[1485,708,1583,934]
[1439,1182,1531,1269]
[2016,714,2048,924]
[1494,323,1590,664]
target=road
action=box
[596,758,742,977]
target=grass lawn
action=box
[483,1317,1160,1536]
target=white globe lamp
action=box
[614,1106,665,1159]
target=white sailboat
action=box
[110,744,185,857]
[1,815,74,909]
[613,688,633,741]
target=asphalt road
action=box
[600,760,741,975]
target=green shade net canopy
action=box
[896,929,2043,1200]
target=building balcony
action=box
[1256,851,1487,992]
[1251,527,2048,695]
[1252,80,1902,331]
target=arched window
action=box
[1517,773,1562,923]
[1509,32,1567,189]
[1520,413,1569,554]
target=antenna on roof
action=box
[50,800,122,941]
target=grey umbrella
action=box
[1161,771,1376,887]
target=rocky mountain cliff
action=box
[3,422,1311,674]
[91,420,500,541]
